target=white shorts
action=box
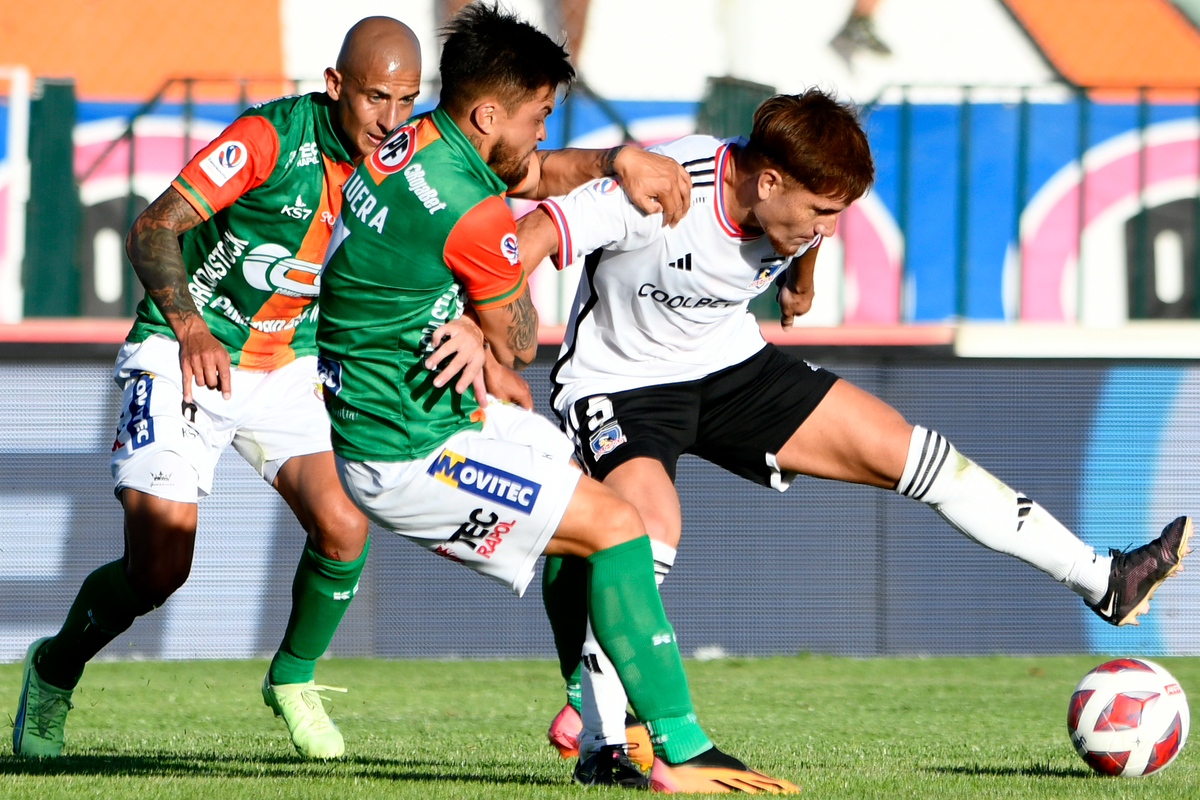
[336,400,581,596]
[110,334,333,503]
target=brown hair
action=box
[743,89,874,202]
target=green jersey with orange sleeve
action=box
[126,92,356,370]
[316,106,527,461]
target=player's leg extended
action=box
[573,458,679,770]
[263,450,368,759]
[16,491,195,756]
[549,476,797,793]
[542,554,586,754]
[776,379,1191,625]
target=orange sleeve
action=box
[170,115,279,220]
[443,195,526,310]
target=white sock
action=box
[578,618,631,757]
[578,542,677,756]
[651,540,677,586]
[897,426,1111,604]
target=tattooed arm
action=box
[474,286,538,371]
[125,186,231,400]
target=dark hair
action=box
[743,89,874,202]
[439,3,575,115]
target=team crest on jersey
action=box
[199,140,247,187]
[242,243,322,298]
[748,259,786,290]
[428,449,541,514]
[500,233,520,265]
[591,177,619,194]
[371,124,417,174]
[589,422,626,458]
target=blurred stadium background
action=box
[4,0,1200,664]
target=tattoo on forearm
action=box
[601,145,624,177]
[126,189,204,323]
[506,287,537,370]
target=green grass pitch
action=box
[2,654,1197,798]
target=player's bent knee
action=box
[307,498,369,560]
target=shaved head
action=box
[326,17,423,160]
[336,16,421,79]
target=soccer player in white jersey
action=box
[517,89,1194,788]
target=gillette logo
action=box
[427,449,541,514]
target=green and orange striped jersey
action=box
[127,92,355,370]
[317,106,526,461]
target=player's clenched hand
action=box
[427,316,487,395]
[483,357,533,410]
[177,320,231,401]
[778,282,815,330]
[613,147,692,227]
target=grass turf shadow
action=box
[0,752,562,786]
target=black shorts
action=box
[561,345,839,488]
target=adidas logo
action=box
[1016,494,1033,531]
[668,253,692,271]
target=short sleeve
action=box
[171,115,280,220]
[538,177,665,270]
[443,195,526,310]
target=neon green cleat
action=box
[261,674,347,759]
[12,637,74,757]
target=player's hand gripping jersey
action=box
[317,107,527,461]
[541,136,821,416]
[126,93,355,370]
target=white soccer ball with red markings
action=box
[1067,657,1189,777]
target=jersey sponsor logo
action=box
[404,163,448,215]
[123,371,156,450]
[418,285,466,357]
[589,421,627,459]
[280,194,313,220]
[427,449,541,514]
[448,508,516,560]
[189,231,249,307]
[637,283,738,310]
[591,177,619,194]
[199,140,247,187]
[500,232,520,265]
[295,142,320,168]
[341,171,390,233]
[316,354,343,395]
[242,243,322,298]
[370,124,417,174]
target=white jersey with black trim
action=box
[542,134,821,419]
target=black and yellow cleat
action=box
[1089,516,1192,626]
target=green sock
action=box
[542,554,587,711]
[268,538,368,685]
[587,535,712,763]
[35,559,154,691]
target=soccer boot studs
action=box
[1089,516,1193,626]
[13,637,74,757]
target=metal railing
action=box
[77,76,297,314]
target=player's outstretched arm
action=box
[778,245,819,330]
[512,146,691,226]
[126,186,231,400]
[474,287,538,371]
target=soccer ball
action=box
[1067,657,1189,777]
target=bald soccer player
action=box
[13,16,692,761]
